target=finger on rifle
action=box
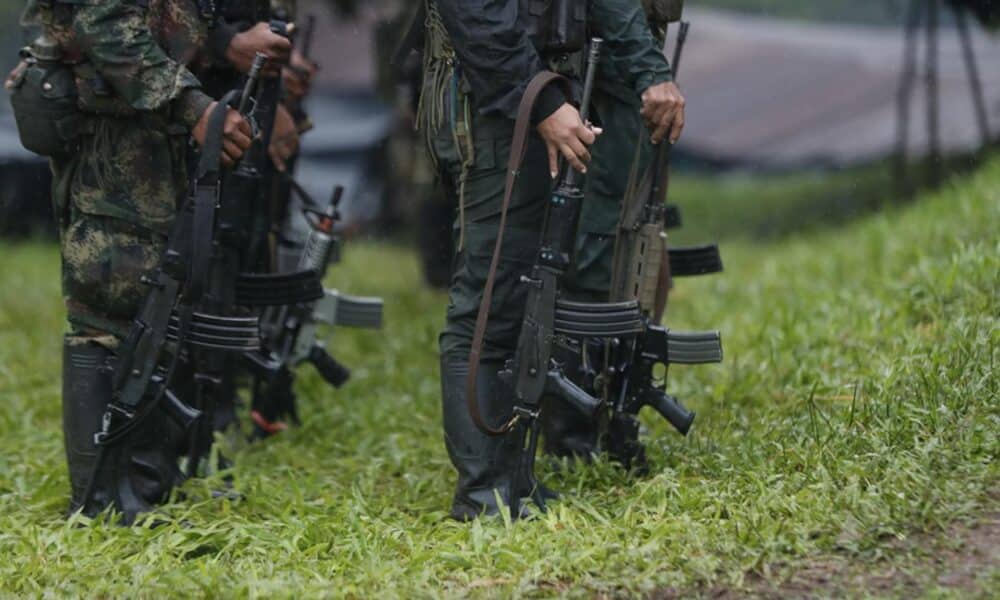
[568,136,591,164]
[269,145,287,172]
[547,142,559,179]
[220,151,236,168]
[577,124,597,146]
[223,139,245,163]
[229,127,253,152]
[271,38,292,60]
[651,106,676,144]
[233,115,252,138]
[668,108,685,144]
[560,143,587,174]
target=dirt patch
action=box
[656,512,999,599]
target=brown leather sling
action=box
[465,71,572,436]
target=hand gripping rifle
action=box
[249,185,384,437]
[185,53,327,473]
[468,40,651,517]
[80,57,277,508]
[603,20,724,468]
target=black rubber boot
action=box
[63,339,186,524]
[604,412,650,475]
[441,353,532,521]
[541,342,601,460]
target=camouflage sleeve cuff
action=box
[173,88,214,130]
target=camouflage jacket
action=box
[22,0,213,129]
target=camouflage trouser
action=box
[429,109,550,362]
[563,86,650,303]
[53,116,190,344]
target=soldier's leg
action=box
[56,121,190,522]
[543,89,650,461]
[432,114,551,520]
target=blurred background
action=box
[1,0,998,283]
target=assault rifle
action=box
[185,52,326,473]
[469,40,645,517]
[603,19,724,468]
[81,56,278,508]
[249,185,384,437]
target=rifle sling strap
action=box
[466,71,570,437]
[188,90,239,301]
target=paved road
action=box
[676,8,1000,168]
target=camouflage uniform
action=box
[22,0,213,521]
[23,0,212,344]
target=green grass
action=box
[0,158,997,596]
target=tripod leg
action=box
[925,0,942,188]
[895,0,923,199]
[952,5,992,147]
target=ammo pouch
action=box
[72,62,138,118]
[8,51,83,158]
[523,0,588,55]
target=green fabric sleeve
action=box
[590,0,673,98]
[71,0,205,113]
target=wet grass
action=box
[0,158,996,596]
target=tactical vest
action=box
[425,0,588,63]
[421,0,588,132]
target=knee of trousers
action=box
[439,224,541,361]
[561,231,615,302]
[61,214,167,340]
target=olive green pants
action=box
[563,87,651,303]
[429,111,551,362]
[52,117,189,342]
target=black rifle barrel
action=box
[565,38,603,188]
[300,14,317,61]
[238,53,267,115]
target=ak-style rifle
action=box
[603,19,724,469]
[83,56,277,504]
[468,40,645,517]
[250,184,384,437]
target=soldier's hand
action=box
[640,81,685,145]
[192,102,254,168]
[269,104,300,172]
[537,103,602,177]
[4,60,27,90]
[227,22,292,76]
[282,50,317,101]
